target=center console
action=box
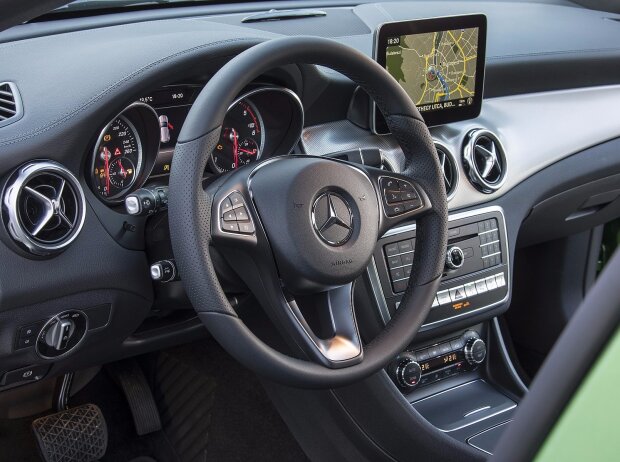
[368,206,509,329]
[364,205,518,455]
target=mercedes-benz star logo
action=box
[311,192,353,246]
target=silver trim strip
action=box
[368,258,391,325]
[463,405,491,418]
[467,420,513,455]
[368,205,510,329]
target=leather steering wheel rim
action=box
[168,36,448,388]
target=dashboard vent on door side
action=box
[0,82,24,128]
[463,129,507,194]
[2,161,86,256]
[434,142,459,200]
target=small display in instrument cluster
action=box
[139,86,197,150]
[138,86,197,109]
[154,106,189,149]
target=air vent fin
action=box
[463,130,507,194]
[2,161,85,256]
[434,142,458,200]
[0,82,23,128]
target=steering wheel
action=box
[168,36,448,388]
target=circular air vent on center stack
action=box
[463,129,507,193]
[434,142,459,200]
[2,161,86,256]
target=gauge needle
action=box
[239,148,257,155]
[231,128,239,169]
[103,147,111,194]
[119,161,127,178]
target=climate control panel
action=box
[389,330,486,390]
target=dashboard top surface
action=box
[1,0,620,149]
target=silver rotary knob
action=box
[395,358,422,389]
[445,246,465,270]
[464,338,487,365]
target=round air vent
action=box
[463,129,507,193]
[2,161,86,256]
[434,142,459,200]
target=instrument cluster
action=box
[88,84,304,205]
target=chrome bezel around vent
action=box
[2,161,86,256]
[463,129,507,193]
[0,82,24,128]
[434,141,459,201]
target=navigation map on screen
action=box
[385,27,479,113]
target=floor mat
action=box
[147,339,308,462]
[152,352,216,462]
[71,371,177,462]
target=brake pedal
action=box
[107,359,162,436]
[32,404,108,462]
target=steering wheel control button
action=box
[223,211,237,222]
[381,178,399,190]
[229,192,244,208]
[219,192,255,236]
[221,220,240,233]
[150,260,176,283]
[234,206,249,222]
[385,190,402,204]
[220,198,233,214]
[380,177,422,217]
[311,192,353,246]
[238,222,255,234]
[36,311,88,359]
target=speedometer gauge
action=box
[210,98,264,173]
[92,116,142,201]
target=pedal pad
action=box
[32,404,108,462]
[107,359,162,436]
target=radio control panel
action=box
[369,207,509,328]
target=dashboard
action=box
[0,0,619,393]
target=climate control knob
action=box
[445,246,465,270]
[395,356,422,389]
[464,338,487,365]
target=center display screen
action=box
[373,14,487,133]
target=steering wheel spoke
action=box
[286,283,363,367]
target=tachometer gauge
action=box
[210,98,264,173]
[92,115,142,201]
